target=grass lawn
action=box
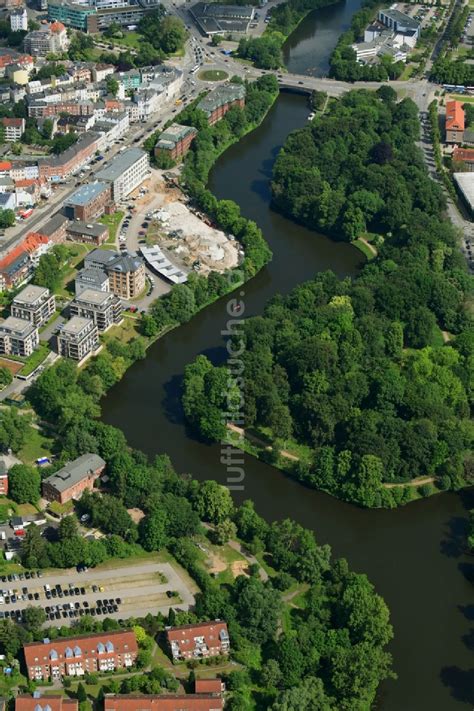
[47,499,74,517]
[18,343,49,377]
[430,324,446,347]
[18,424,54,465]
[57,243,91,298]
[111,31,141,50]
[101,315,140,346]
[198,69,228,82]
[353,237,377,261]
[99,211,124,245]
[399,64,415,80]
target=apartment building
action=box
[197,84,245,126]
[24,630,138,680]
[10,7,28,31]
[64,182,112,221]
[66,221,108,246]
[2,116,26,142]
[85,249,145,300]
[56,316,99,363]
[154,124,197,162]
[70,288,123,332]
[166,621,230,661]
[11,284,56,328]
[96,148,149,201]
[42,452,106,504]
[446,100,465,144]
[16,696,78,711]
[24,22,68,57]
[0,316,39,357]
[38,133,100,181]
[75,267,109,296]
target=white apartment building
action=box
[95,148,149,201]
[1,118,26,142]
[0,317,39,357]
[10,8,28,32]
[11,285,56,328]
[69,288,123,332]
[57,316,99,363]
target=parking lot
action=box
[0,560,195,627]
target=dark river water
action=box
[102,4,474,709]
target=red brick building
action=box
[446,100,465,144]
[0,459,8,496]
[24,630,138,681]
[453,146,474,171]
[197,85,245,126]
[64,182,112,221]
[166,621,230,661]
[16,696,78,711]
[154,124,197,162]
[42,453,105,504]
[38,133,100,181]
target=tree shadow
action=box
[458,562,474,584]
[462,628,474,652]
[440,666,474,705]
[439,515,469,558]
[458,604,474,621]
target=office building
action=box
[64,182,112,221]
[66,221,108,246]
[56,316,99,363]
[95,148,148,201]
[154,124,197,162]
[11,284,56,328]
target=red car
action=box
[14,529,26,537]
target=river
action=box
[102,3,474,709]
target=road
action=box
[0,560,195,626]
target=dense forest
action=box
[0,357,396,709]
[183,88,474,507]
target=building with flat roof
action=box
[190,2,254,35]
[96,149,149,201]
[66,221,108,246]
[378,7,420,37]
[0,316,39,357]
[70,288,123,332]
[75,267,109,296]
[454,171,474,215]
[166,621,230,661]
[42,452,106,504]
[154,124,197,162]
[56,316,99,363]
[24,630,138,680]
[11,285,56,328]
[197,84,245,125]
[47,0,97,31]
[64,182,112,221]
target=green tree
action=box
[23,605,46,632]
[138,510,168,551]
[8,464,40,504]
[195,480,233,524]
[106,76,119,97]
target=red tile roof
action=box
[166,621,229,655]
[446,100,465,132]
[0,234,49,273]
[16,697,78,711]
[0,162,12,171]
[194,679,222,694]
[0,55,13,68]
[104,694,223,711]
[453,146,474,162]
[2,118,24,128]
[50,21,66,33]
[24,630,138,669]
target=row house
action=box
[57,114,96,135]
[10,162,40,181]
[42,452,106,504]
[166,621,230,661]
[93,63,115,83]
[16,696,78,711]
[28,99,96,119]
[24,630,138,681]
[103,683,224,711]
[0,233,51,291]
[11,284,56,328]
